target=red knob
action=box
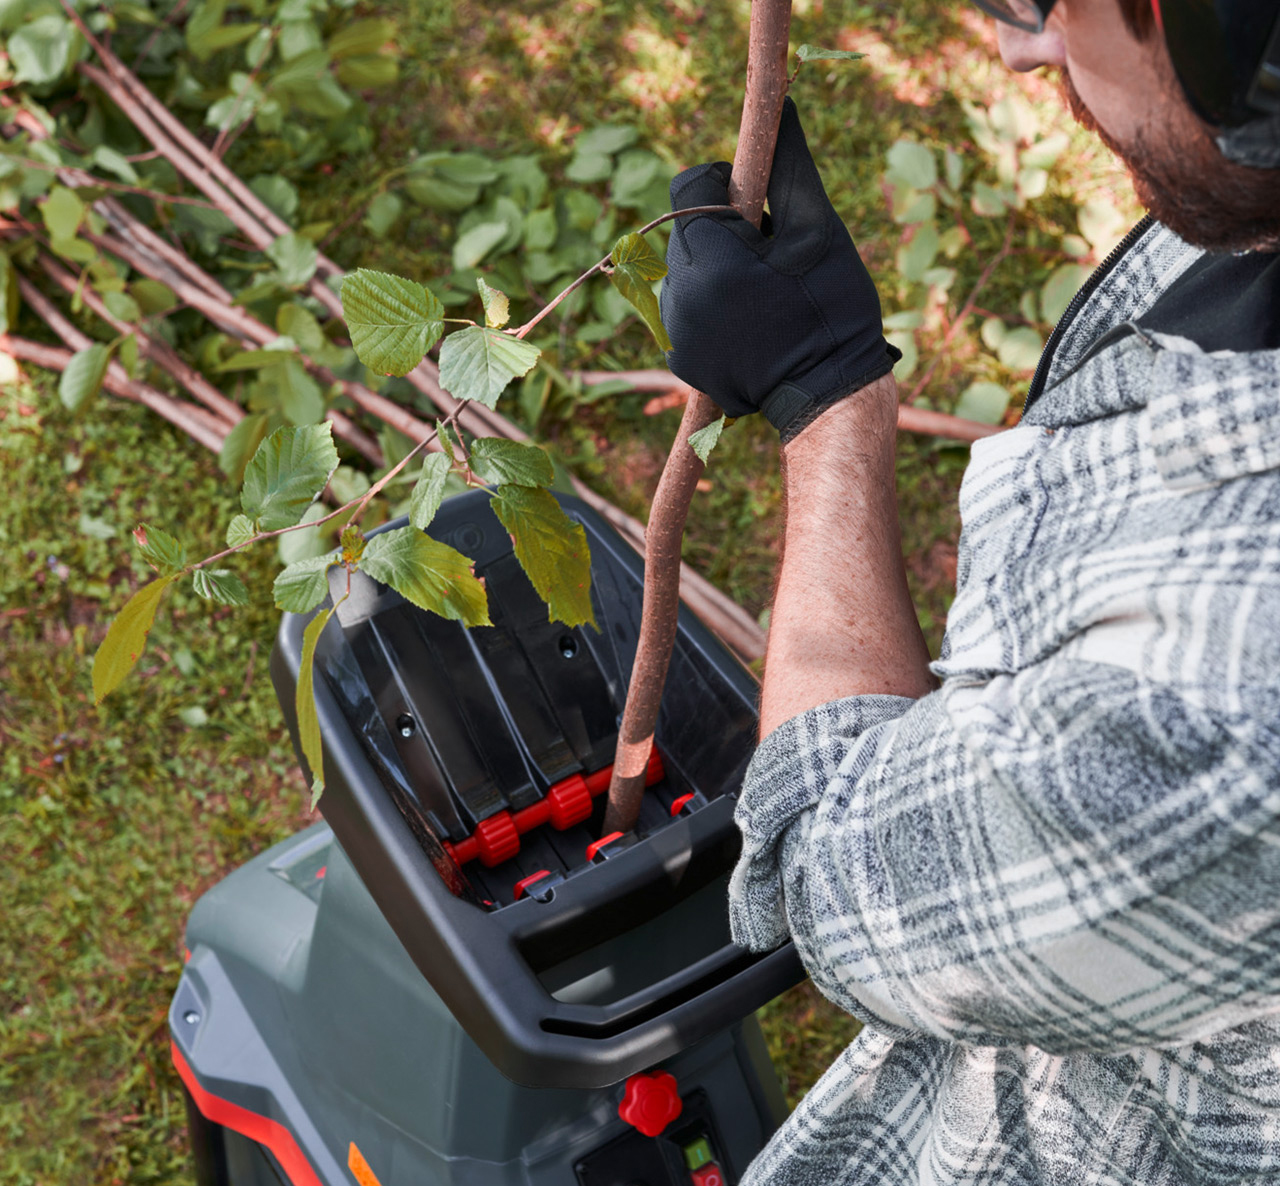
[475,811,520,867]
[547,775,592,829]
[618,1071,682,1137]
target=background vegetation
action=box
[2,0,1137,1180]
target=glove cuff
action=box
[763,341,902,442]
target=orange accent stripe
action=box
[348,1142,385,1186]
[171,1041,323,1186]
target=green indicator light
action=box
[683,1137,713,1171]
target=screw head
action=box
[558,635,578,659]
[396,713,416,739]
[183,1010,200,1025]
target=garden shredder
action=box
[169,488,807,1186]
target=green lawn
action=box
[2,0,1139,1179]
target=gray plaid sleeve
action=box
[729,660,1280,1053]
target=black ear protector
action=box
[969,0,1280,166]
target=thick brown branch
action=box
[604,0,794,835]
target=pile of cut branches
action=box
[0,0,994,664]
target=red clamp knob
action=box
[618,1071,682,1138]
[475,811,520,867]
[547,774,592,829]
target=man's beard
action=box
[1059,68,1280,253]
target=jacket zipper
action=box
[1022,214,1154,415]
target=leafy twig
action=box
[511,204,732,341]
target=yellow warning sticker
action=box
[348,1142,384,1186]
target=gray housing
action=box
[171,822,788,1185]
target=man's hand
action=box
[661,98,898,442]
[760,372,936,737]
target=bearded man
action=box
[660,0,1280,1180]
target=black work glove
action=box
[661,98,899,442]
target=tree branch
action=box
[603,0,794,835]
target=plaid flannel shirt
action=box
[731,222,1280,1185]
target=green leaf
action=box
[796,43,866,62]
[981,317,1008,351]
[90,146,139,185]
[9,14,80,87]
[1021,131,1070,169]
[340,525,365,567]
[58,343,111,414]
[489,486,594,629]
[278,502,330,565]
[996,326,1044,373]
[1040,263,1090,325]
[610,149,662,208]
[274,550,340,613]
[468,438,554,488]
[270,358,325,426]
[971,181,1006,217]
[340,269,444,377]
[219,412,271,485]
[328,16,396,57]
[358,527,491,626]
[885,140,937,190]
[226,514,256,547]
[363,191,403,239]
[241,423,339,531]
[216,348,295,372]
[954,382,1011,425]
[78,514,117,541]
[565,152,613,184]
[409,452,452,530]
[192,568,249,606]
[130,279,177,315]
[297,602,334,808]
[576,125,639,156]
[135,524,187,575]
[437,326,540,409]
[452,220,508,271]
[178,706,210,728]
[41,185,84,241]
[896,222,940,284]
[1016,166,1049,201]
[476,278,510,329]
[103,290,141,324]
[92,576,176,703]
[688,415,726,464]
[608,232,670,351]
[523,207,558,252]
[267,232,319,288]
[0,251,19,336]
[250,174,299,221]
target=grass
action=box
[0,382,311,1183]
[4,0,1140,1177]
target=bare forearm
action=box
[759,374,937,737]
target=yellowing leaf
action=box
[490,486,594,629]
[92,576,176,703]
[297,603,334,808]
[476,277,510,329]
[608,232,670,351]
[358,526,491,627]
